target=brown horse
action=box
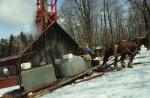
[118,40,139,68]
[102,37,149,68]
[120,37,149,68]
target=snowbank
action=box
[40,46,150,98]
[0,86,19,97]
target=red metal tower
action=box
[36,0,60,32]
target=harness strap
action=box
[125,45,138,56]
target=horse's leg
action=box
[128,57,132,68]
[103,56,108,66]
[130,54,136,68]
[103,53,111,67]
[114,55,118,67]
[128,54,135,68]
[120,53,126,68]
[113,44,118,67]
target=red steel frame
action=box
[36,0,60,32]
[0,0,61,89]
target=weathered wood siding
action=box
[21,22,79,66]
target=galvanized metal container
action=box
[57,56,91,78]
[21,64,57,91]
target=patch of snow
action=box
[0,46,149,98]
[40,46,150,98]
[0,86,19,97]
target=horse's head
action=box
[143,38,149,48]
[136,37,149,48]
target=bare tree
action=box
[59,0,149,48]
[129,0,150,41]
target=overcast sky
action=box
[0,0,62,39]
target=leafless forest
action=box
[0,0,149,58]
[59,0,150,48]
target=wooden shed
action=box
[0,22,79,88]
[21,22,79,66]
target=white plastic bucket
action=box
[21,62,31,70]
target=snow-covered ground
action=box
[0,46,150,98]
[40,46,150,98]
[0,86,19,97]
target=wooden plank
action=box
[74,72,105,84]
